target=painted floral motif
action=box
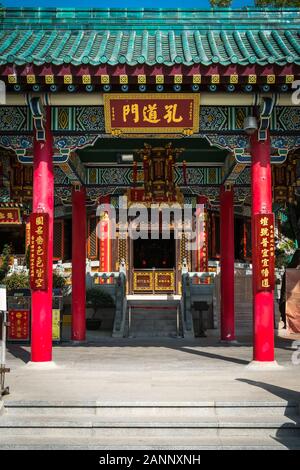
[0,135,32,150]
[0,107,27,131]
[277,107,300,131]
[54,166,70,185]
[202,133,248,152]
[76,107,105,132]
[235,167,251,185]
[53,134,99,150]
[200,107,228,131]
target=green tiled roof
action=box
[1,7,300,67]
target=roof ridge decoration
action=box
[1,7,300,31]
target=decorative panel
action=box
[87,215,98,260]
[276,107,300,132]
[51,106,105,132]
[0,107,30,131]
[53,219,64,260]
[87,166,222,186]
[118,236,127,269]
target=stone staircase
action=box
[125,295,183,338]
[0,400,300,449]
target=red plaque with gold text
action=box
[29,212,49,291]
[253,213,275,291]
[0,208,21,224]
[104,93,200,134]
[8,310,30,341]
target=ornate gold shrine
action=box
[128,143,184,205]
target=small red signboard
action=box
[29,212,49,291]
[8,310,30,341]
[128,188,178,203]
[253,213,275,291]
[0,208,21,224]
[104,93,200,134]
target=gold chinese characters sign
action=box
[133,270,175,293]
[29,213,49,291]
[133,271,153,292]
[154,271,175,292]
[104,93,200,135]
[253,214,275,291]
[0,208,21,224]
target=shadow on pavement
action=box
[237,378,300,450]
[7,344,30,364]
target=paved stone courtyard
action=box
[4,334,300,404]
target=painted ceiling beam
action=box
[4,92,297,107]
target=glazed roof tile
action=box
[1,7,300,67]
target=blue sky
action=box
[4,1,254,8]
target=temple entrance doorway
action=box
[131,231,176,294]
[133,232,175,270]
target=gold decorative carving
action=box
[154,271,175,291]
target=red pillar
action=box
[31,107,53,362]
[250,131,275,362]
[220,185,235,341]
[71,186,86,342]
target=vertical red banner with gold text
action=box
[29,212,49,291]
[253,213,275,291]
[99,196,112,283]
[196,197,208,278]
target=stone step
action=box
[127,304,182,337]
[1,415,300,427]
[128,333,181,337]
[0,422,299,439]
[1,401,299,447]
[129,318,178,324]
[1,436,300,450]
[4,401,299,418]
[128,314,180,320]
[129,332,180,338]
[129,312,179,318]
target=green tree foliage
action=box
[3,270,66,291]
[255,0,300,5]
[0,244,11,282]
[53,271,66,289]
[210,0,232,6]
[4,272,29,290]
[86,287,114,318]
[274,205,299,268]
[210,0,300,5]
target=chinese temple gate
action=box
[1,7,300,364]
